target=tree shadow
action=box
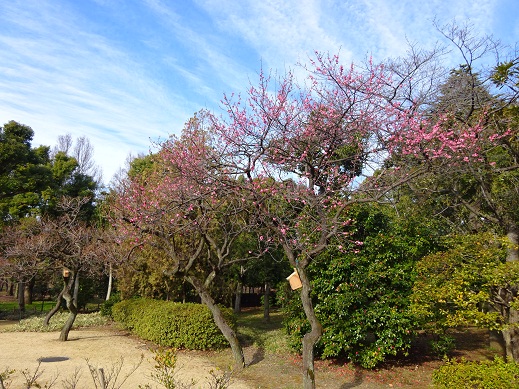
[239,330,267,366]
[38,356,70,362]
[66,332,129,341]
[247,347,265,366]
[339,368,363,388]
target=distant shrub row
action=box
[433,357,519,389]
[111,298,234,350]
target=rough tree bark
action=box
[501,226,519,361]
[59,270,79,341]
[297,265,323,389]
[186,275,245,369]
[44,287,65,326]
[263,282,271,323]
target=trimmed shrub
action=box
[112,298,235,350]
[433,357,519,389]
[99,293,121,317]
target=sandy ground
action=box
[0,324,252,389]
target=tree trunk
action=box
[186,275,245,369]
[105,263,113,301]
[24,278,35,305]
[263,282,271,322]
[73,270,80,308]
[499,226,519,361]
[59,271,79,341]
[17,281,25,312]
[44,287,65,326]
[502,307,519,361]
[506,228,519,262]
[234,279,242,314]
[297,265,323,389]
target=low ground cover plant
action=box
[433,357,519,389]
[1,311,109,332]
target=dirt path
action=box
[2,319,490,388]
[0,326,252,388]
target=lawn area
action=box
[0,297,56,320]
[236,307,289,353]
[0,299,55,312]
[0,292,104,319]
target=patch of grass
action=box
[236,308,289,354]
[0,300,58,320]
[2,311,109,332]
[0,300,56,312]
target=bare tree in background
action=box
[53,134,103,184]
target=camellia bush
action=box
[279,206,442,368]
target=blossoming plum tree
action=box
[210,54,427,387]
[112,113,266,368]
[211,49,512,387]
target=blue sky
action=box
[1,0,518,184]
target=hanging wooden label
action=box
[286,268,302,290]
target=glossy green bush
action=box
[433,357,519,388]
[112,298,235,350]
[279,206,442,368]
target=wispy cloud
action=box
[0,1,193,182]
[141,0,256,98]
[196,0,349,71]
[197,0,508,68]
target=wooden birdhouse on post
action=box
[286,268,302,290]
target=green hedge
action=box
[433,357,519,389]
[99,293,121,317]
[112,298,235,350]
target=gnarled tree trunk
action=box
[297,265,323,389]
[44,287,65,326]
[59,270,79,341]
[186,275,245,369]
